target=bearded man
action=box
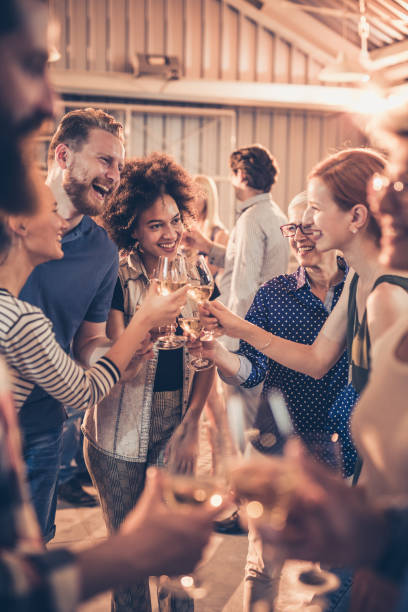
[19,108,125,541]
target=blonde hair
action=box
[193,175,225,236]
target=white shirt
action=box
[208,193,289,350]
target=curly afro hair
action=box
[103,153,197,253]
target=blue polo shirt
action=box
[18,216,119,434]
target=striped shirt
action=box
[0,289,120,411]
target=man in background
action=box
[186,145,289,394]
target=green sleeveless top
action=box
[347,273,408,394]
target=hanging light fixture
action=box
[319,0,371,84]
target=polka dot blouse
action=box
[238,259,357,474]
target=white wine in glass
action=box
[178,315,203,339]
[155,255,187,350]
[188,284,214,304]
[164,473,225,511]
[184,254,215,370]
[157,279,187,295]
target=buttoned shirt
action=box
[208,192,288,350]
[221,262,351,436]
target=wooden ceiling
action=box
[244,0,408,83]
[286,0,408,49]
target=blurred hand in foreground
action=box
[230,440,388,568]
[120,467,223,576]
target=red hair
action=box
[309,148,386,243]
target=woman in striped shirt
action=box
[0,179,188,412]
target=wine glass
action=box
[159,419,236,600]
[178,303,203,344]
[155,255,187,350]
[184,254,215,370]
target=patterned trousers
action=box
[84,390,194,612]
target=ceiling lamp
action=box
[319,0,371,84]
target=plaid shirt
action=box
[0,358,79,611]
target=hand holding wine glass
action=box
[140,279,189,330]
[206,300,247,338]
[154,255,188,349]
[183,254,216,370]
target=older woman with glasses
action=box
[201,147,408,465]
[218,191,351,450]
[198,190,352,612]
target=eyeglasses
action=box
[280,223,316,238]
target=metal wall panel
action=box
[51,0,334,84]
[220,3,239,80]
[234,107,365,211]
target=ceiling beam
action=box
[50,68,377,113]
[226,0,359,64]
[370,38,408,69]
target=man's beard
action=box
[63,170,107,217]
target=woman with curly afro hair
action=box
[82,152,216,612]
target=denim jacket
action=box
[82,252,193,462]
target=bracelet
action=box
[256,333,273,352]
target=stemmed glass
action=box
[184,254,215,371]
[155,255,187,350]
[159,416,237,601]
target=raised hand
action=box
[239,440,388,568]
[205,300,246,338]
[183,225,212,254]
[139,280,189,329]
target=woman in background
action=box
[191,174,229,277]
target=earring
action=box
[351,227,358,234]
[134,240,144,253]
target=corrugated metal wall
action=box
[48,0,365,222]
[49,0,326,82]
